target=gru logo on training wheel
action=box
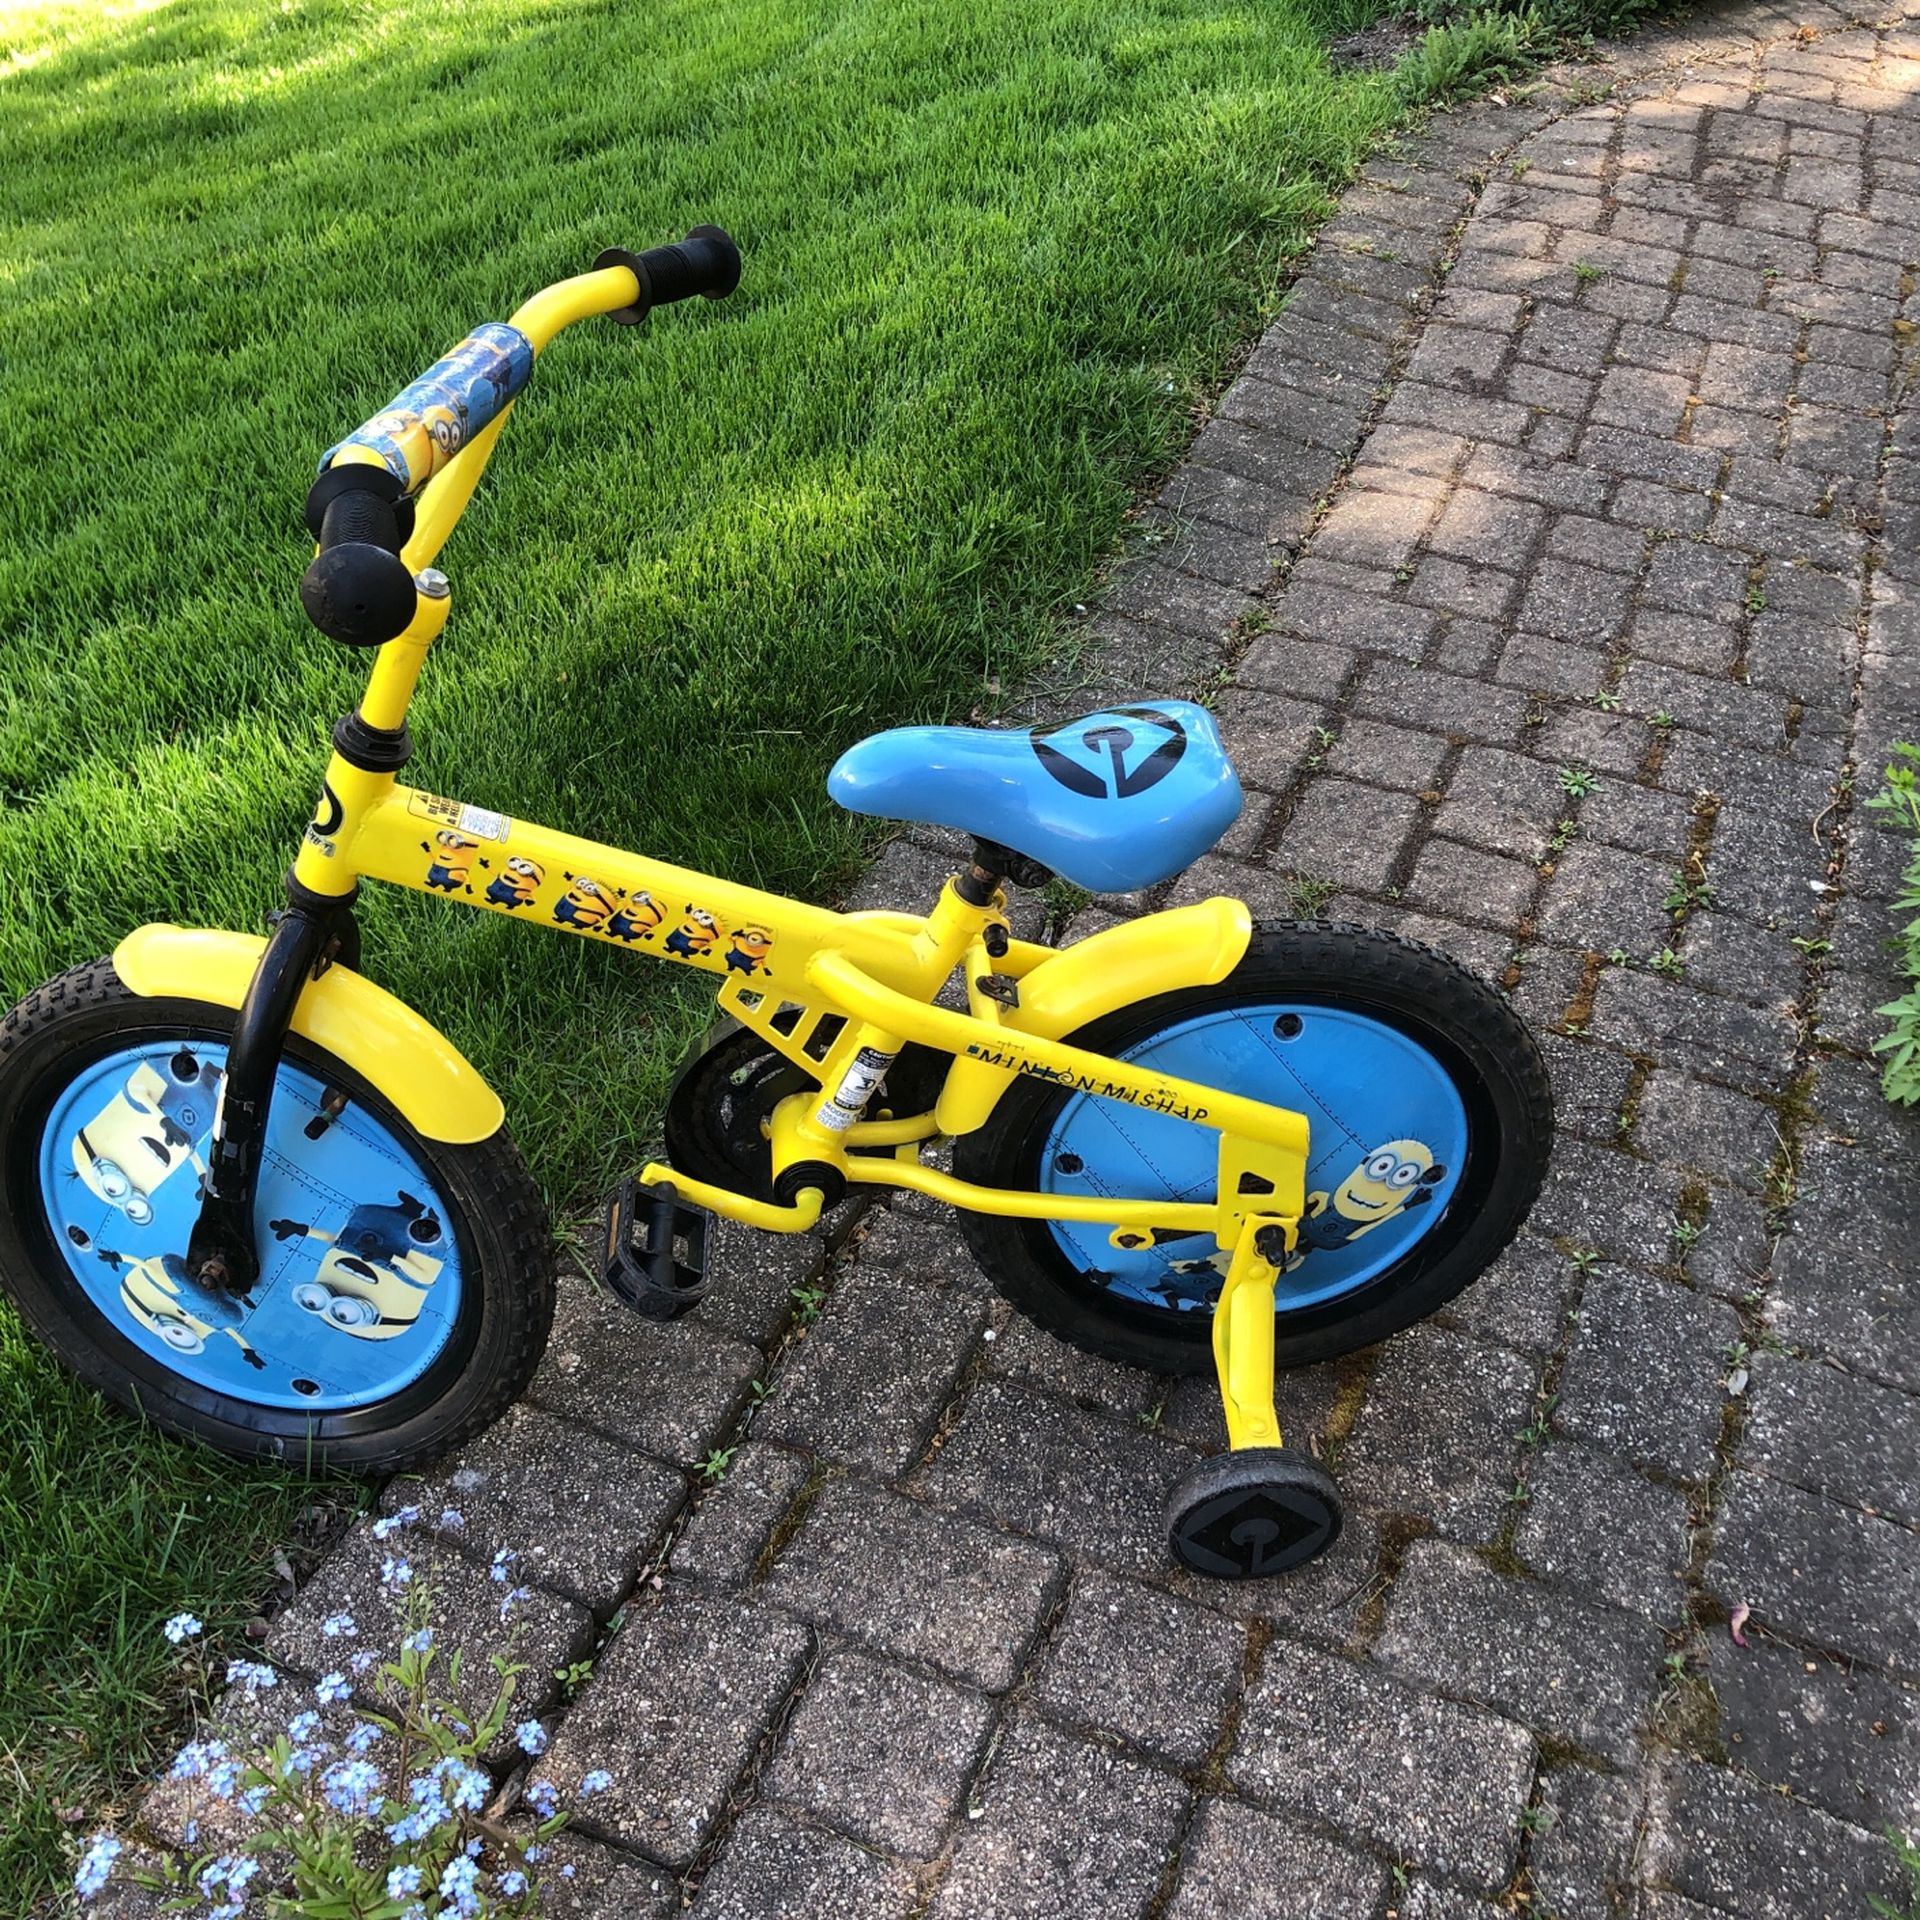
[1030,707,1188,802]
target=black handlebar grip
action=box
[299,469,417,647]
[595,226,742,327]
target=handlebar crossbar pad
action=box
[322,321,536,500]
[596,226,742,326]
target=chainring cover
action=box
[662,1022,948,1202]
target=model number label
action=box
[408,792,511,842]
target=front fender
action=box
[934,896,1253,1135]
[112,925,504,1145]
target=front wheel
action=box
[0,959,554,1472]
[953,921,1553,1375]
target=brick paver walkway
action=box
[110,4,1920,1915]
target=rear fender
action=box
[112,925,503,1145]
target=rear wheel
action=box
[0,959,553,1471]
[954,921,1553,1374]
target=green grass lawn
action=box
[0,0,1413,1896]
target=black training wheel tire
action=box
[0,958,555,1474]
[1167,1447,1343,1579]
[953,920,1554,1376]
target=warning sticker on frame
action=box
[816,1047,896,1133]
[408,792,512,842]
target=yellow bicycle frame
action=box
[128,262,1314,1447]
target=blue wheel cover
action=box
[36,1041,463,1410]
[1042,1003,1469,1314]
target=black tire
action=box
[953,920,1553,1375]
[0,958,554,1473]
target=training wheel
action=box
[1166,1447,1343,1580]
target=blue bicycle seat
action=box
[827,700,1243,895]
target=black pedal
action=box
[601,1177,712,1320]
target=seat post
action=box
[956,837,1051,906]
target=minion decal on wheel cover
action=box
[270,1192,447,1340]
[103,1248,266,1370]
[1284,1140,1447,1268]
[39,1040,467,1411]
[71,1052,218,1228]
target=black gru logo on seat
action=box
[1030,708,1188,801]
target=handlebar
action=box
[592,226,742,324]
[300,226,740,647]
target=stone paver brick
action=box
[1527,1135,1688,1272]
[1229,1635,1536,1893]
[1518,560,1633,646]
[1633,1068,1780,1191]
[762,1649,995,1857]
[1714,1623,1920,1830]
[982,1312,1161,1417]
[266,1523,593,1732]
[1742,1348,1920,1528]
[1539,704,1651,777]
[690,1808,918,1920]
[1400,1885,1507,1920]
[918,1379,1199,1576]
[757,1269,985,1474]
[528,1279,762,1468]
[1534,839,1677,952]
[1675,911,1805,1009]
[698,1217,831,1348]
[1705,1469,1920,1673]
[670,1441,813,1587]
[1031,1568,1245,1768]
[1530,1765,1646,1920]
[1537,1031,1635,1144]
[533,1832,681,1920]
[1587,966,1798,1090]
[1772,1138,1919,1390]
[1211,686,1328,792]
[545,1589,809,1869]
[380,1403,686,1613]
[1323,716,1451,791]
[1431,746,1567,861]
[1514,1440,1694,1620]
[1341,1324,1539,1543]
[1271,777,1423,892]
[1645,1760,1906,1919]
[1407,837,1538,928]
[1163,1796,1392,1920]
[929,1713,1187,1920]
[764,1476,1060,1690]
[1374,1538,1666,1765]
[1495,630,1607,699]
[1435,1231,1582,1355]
[1352,659,1529,741]
[854,1202,995,1293]
[1553,1269,1740,1483]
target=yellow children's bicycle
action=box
[0,231,1553,1580]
